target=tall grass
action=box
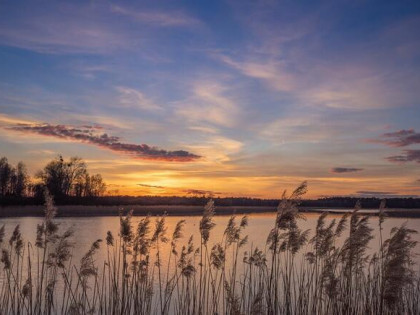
[0,183,418,314]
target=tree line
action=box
[0,155,106,203]
[71,195,420,208]
[1,155,419,208]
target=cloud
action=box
[71,63,113,80]
[217,4,420,111]
[220,53,404,110]
[371,130,420,164]
[260,113,361,144]
[116,87,162,111]
[356,191,396,195]
[183,189,221,196]
[354,191,419,198]
[0,2,200,55]
[372,129,420,147]
[386,150,420,164]
[188,125,219,134]
[219,55,295,92]
[136,184,220,196]
[0,113,34,126]
[111,5,200,27]
[330,167,363,174]
[7,123,201,162]
[0,3,128,54]
[137,183,165,189]
[185,136,243,164]
[176,82,239,127]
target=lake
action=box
[1,211,419,266]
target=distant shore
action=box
[1,204,420,218]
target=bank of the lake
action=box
[1,204,420,217]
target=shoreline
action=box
[1,205,420,218]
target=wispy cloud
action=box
[354,191,419,198]
[0,3,128,54]
[0,113,34,126]
[176,82,240,127]
[111,5,200,27]
[371,129,420,147]
[188,125,219,134]
[137,183,165,189]
[331,167,364,174]
[6,123,201,162]
[71,63,113,80]
[219,55,295,92]
[116,87,162,111]
[219,4,420,111]
[224,49,410,110]
[0,2,200,55]
[136,184,220,196]
[371,129,420,164]
[185,135,243,164]
[356,191,396,195]
[386,150,420,164]
[183,189,221,196]
[261,114,332,143]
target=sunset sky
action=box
[0,0,419,198]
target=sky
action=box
[0,0,419,198]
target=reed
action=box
[0,184,418,314]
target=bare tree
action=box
[36,155,105,198]
[0,157,28,197]
[0,157,12,196]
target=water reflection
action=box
[1,212,419,268]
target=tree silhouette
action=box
[0,157,28,197]
[35,155,106,200]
